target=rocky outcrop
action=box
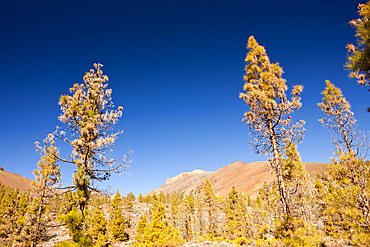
[166,169,212,185]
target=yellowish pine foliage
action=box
[35,63,132,215]
[346,1,370,87]
[240,36,305,215]
[318,80,361,155]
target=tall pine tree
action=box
[240,36,305,215]
[35,63,132,216]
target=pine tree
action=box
[134,214,148,245]
[225,186,247,240]
[247,195,252,207]
[110,190,122,215]
[165,193,171,205]
[187,191,195,213]
[109,210,130,242]
[35,63,132,216]
[202,178,218,238]
[283,144,312,215]
[89,209,108,243]
[317,81,370,245]
[240,36,305,215]
[169,193,181,229]
[109,190,130,242]
[318,155,370,245]
[17,196,45,246]
[346,2,370,91]
[275,144,323,246]
[58,192,76,215]
[244,182,280,245]
[159,191,166,205]
[282,144,307,181]
[125,192,135,212]
[31,142,61,247]
[135,203,184,247]
[58,208,84,243]
[318,80,368,156]
[4,189,33,246]
[144,194,152,204]
[195,191,204,237]
[181,193,195,241]
[282,143,310,216]
[138,193,143,203]
[0,187,21,244]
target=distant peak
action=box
[166,169,212,185]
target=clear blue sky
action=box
[1,0,368,196]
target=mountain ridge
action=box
[0,169,32,192]
[166,169,213,185]
[148,161,330,197]
[0,161,330,197]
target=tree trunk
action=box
[32,196,44,247]
[340,122,353,155]
[269,121,291,216]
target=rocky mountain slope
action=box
[0,161,330,198]
[0,169,32,192]
[148,161,330,197]
[166,169,213,185]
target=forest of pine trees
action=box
[1,1,370,246]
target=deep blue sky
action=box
[1,0,368,196]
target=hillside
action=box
[0,169,32,192]
[148,161,330,197]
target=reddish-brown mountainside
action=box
[0,169,32,192]
[148,161,330,197]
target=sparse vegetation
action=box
[1,1,370,245]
